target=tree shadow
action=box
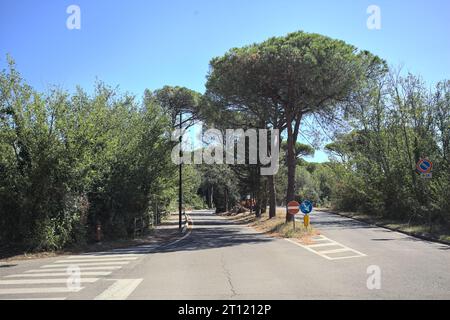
[157,213,273,253]
[306,217,373,230]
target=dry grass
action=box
[219,208,319,244]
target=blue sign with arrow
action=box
[300,200,313,215]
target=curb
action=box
[161,214,193,248]
[181,213,192,234]
[319,209,450,246]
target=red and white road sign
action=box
[287,201,300,215]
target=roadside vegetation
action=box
[1,30,449,254]
[0,57,205,253]
[220,208,319,243]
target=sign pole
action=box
[300,200,313,230]
[287,200,300,232]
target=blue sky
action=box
[1,0,449,162]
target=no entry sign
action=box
[287,201,300,215]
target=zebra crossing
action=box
[0,246,152,300]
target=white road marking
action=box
[0,250,143,300]
[285,235,366,260]
[0,278,99,285]
[6,272,111,278]
[26,266,122,273]
[68,254,140,259]
[327,255,367,260]
[285,238,333,260]
[307,243,340,248]
[319,248,353,254]
[94,279,143,300]
[40,261,129,268]
[54,257,137,263]
[107,250,147,254]
[0,287,84,295]
[1,298,67,300]
[308,238,330,242]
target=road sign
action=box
[287,201,300,215]
[300,200,313,215]
[416,158,433,173]
[416,158,433,179]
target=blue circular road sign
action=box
[416,158,433,174]
[300,200,313,215]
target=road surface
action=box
[0,209,449,299]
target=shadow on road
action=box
[159,212,273,253]
[308,217,373,230]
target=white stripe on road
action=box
[0,278,99,285]
[94,279,143,300]
[319,248,354,254]
[6,272,111,278]
[285,238,333,260]
[308,238,331,242]
[68,254,140,259]
[54,257,137,263]
[307,242,340,248]
[108,250,148,254]
[285,235,367,260]
[40,261,129,268]
[0,287,84,295]
[26,266,122,273]
[326,255,368,260]
[1,298,67,300]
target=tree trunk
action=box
[224,188,229,212]
[210,185,214,208]
[268,175,276,218]
[261,195,268,214]
[255,195,261,217]
[286,114,296,222]
[260,179,268,214]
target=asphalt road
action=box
[0,209,449,300]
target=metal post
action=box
[179,112,183,230]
